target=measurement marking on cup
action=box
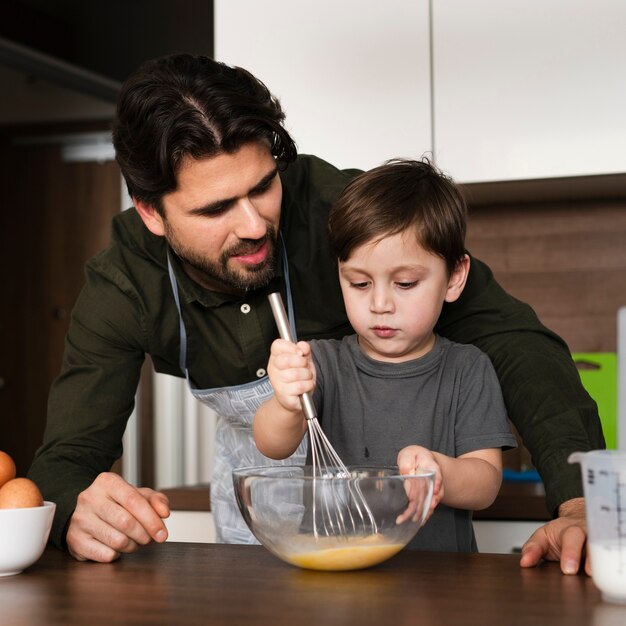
[615,473,626,575]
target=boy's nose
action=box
[370,287,394,314]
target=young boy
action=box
[254,158,517,552]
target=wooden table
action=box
[1,542,620,626]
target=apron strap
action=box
[166,249,188,375]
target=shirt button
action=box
[240,303,251,314]
[256,368,266,378]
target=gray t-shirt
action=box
[310,334,516,552]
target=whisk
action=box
[268,292,378,538]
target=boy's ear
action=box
[134,197,166,237]
[444,254,470,303]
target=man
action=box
[29,53,601,572]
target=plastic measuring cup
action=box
[569,450,626,603]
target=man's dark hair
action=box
[112,53,297,212]
[328,158,467,274]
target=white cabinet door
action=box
[215,0,432,171]
[473,521,544,554]
[432,0,626,182]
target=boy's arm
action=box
[397,446,502,513]
[254,397,307,459]
[253,338,314,459]
[432,448,502,510]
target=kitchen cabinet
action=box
[432,0,626,182]
[473,480,550,554]
[214,0,432,171]
[164,511,215,543]
[474,520,544,554]
[216,0,626,182]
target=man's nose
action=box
[235,198,267,240]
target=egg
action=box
[0,477,44,509]
[0,450,17,489]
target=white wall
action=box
[216,0,626,182]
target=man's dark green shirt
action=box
[28,155,605,549]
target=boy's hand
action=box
[267,339,316,413]
[396,445,443,524]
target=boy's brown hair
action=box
[328,158,467,274]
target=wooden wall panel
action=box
[0,125,122,476]
[465,199,626,352]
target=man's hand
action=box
[66,472,170,563]
[520,497,590,575]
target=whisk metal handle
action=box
[268,292,317,421]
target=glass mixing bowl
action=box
[232,465,434,571]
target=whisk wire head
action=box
[307,418,378,538]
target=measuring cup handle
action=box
[568,452,586,465]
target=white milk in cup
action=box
[570,450,626,603]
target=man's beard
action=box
[165,224,279,293]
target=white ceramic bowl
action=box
[233,466,434,571]
[0,501,56,576]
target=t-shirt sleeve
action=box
[453,348,517,456]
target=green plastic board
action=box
[572,352,617,449]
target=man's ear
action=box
[444,254,470,303]
[134,197,166,237]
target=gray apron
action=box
[166,241,308,543]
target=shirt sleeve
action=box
[27,255,146,548]
[437,255,605,516]
[453,348,517,456]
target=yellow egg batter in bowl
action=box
[232,466,434,571]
